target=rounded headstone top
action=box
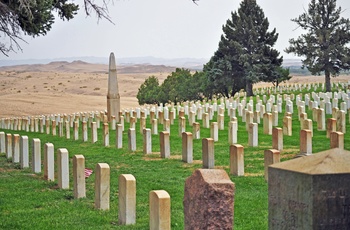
[269,148,350,175]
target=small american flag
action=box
[84,168,93,178]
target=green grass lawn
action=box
[0,86,349,229]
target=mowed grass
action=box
[1,86,349,229]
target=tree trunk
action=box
[246,81,253,96]
[325,70,331,92]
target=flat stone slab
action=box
[271,148,350,174]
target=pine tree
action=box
[205,0,283,97]
[285,0,350,92]
[137,76,161,105]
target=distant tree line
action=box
[136,66,291,105]
[137,68,207,105]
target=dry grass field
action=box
[0,61,348,118]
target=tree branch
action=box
[83,0,115,25]
[0,0,115,56]
[0,2,27,56]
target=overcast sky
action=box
[2,0,350,61]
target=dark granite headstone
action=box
[269,148,350,229]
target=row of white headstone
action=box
[1,90,349,159]
[0,131,172,229]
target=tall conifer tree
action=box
[205,0,282,96]
[285,0,350,92]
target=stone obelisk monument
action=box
[107,52,120,122]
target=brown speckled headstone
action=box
[269,148,350,229]
[184,169,235,230]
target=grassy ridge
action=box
[0,87,349,229]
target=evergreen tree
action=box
[137,69,206,105]
[205,0,283,97]
[158,68,194,104]
[136,76,161,105]
[265,66,292,87]
[285,0,350,92]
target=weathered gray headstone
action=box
[269,148,350,229]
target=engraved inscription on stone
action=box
[269,149,350,230]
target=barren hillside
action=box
[0,62,174,117]
[0,61,348,118]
